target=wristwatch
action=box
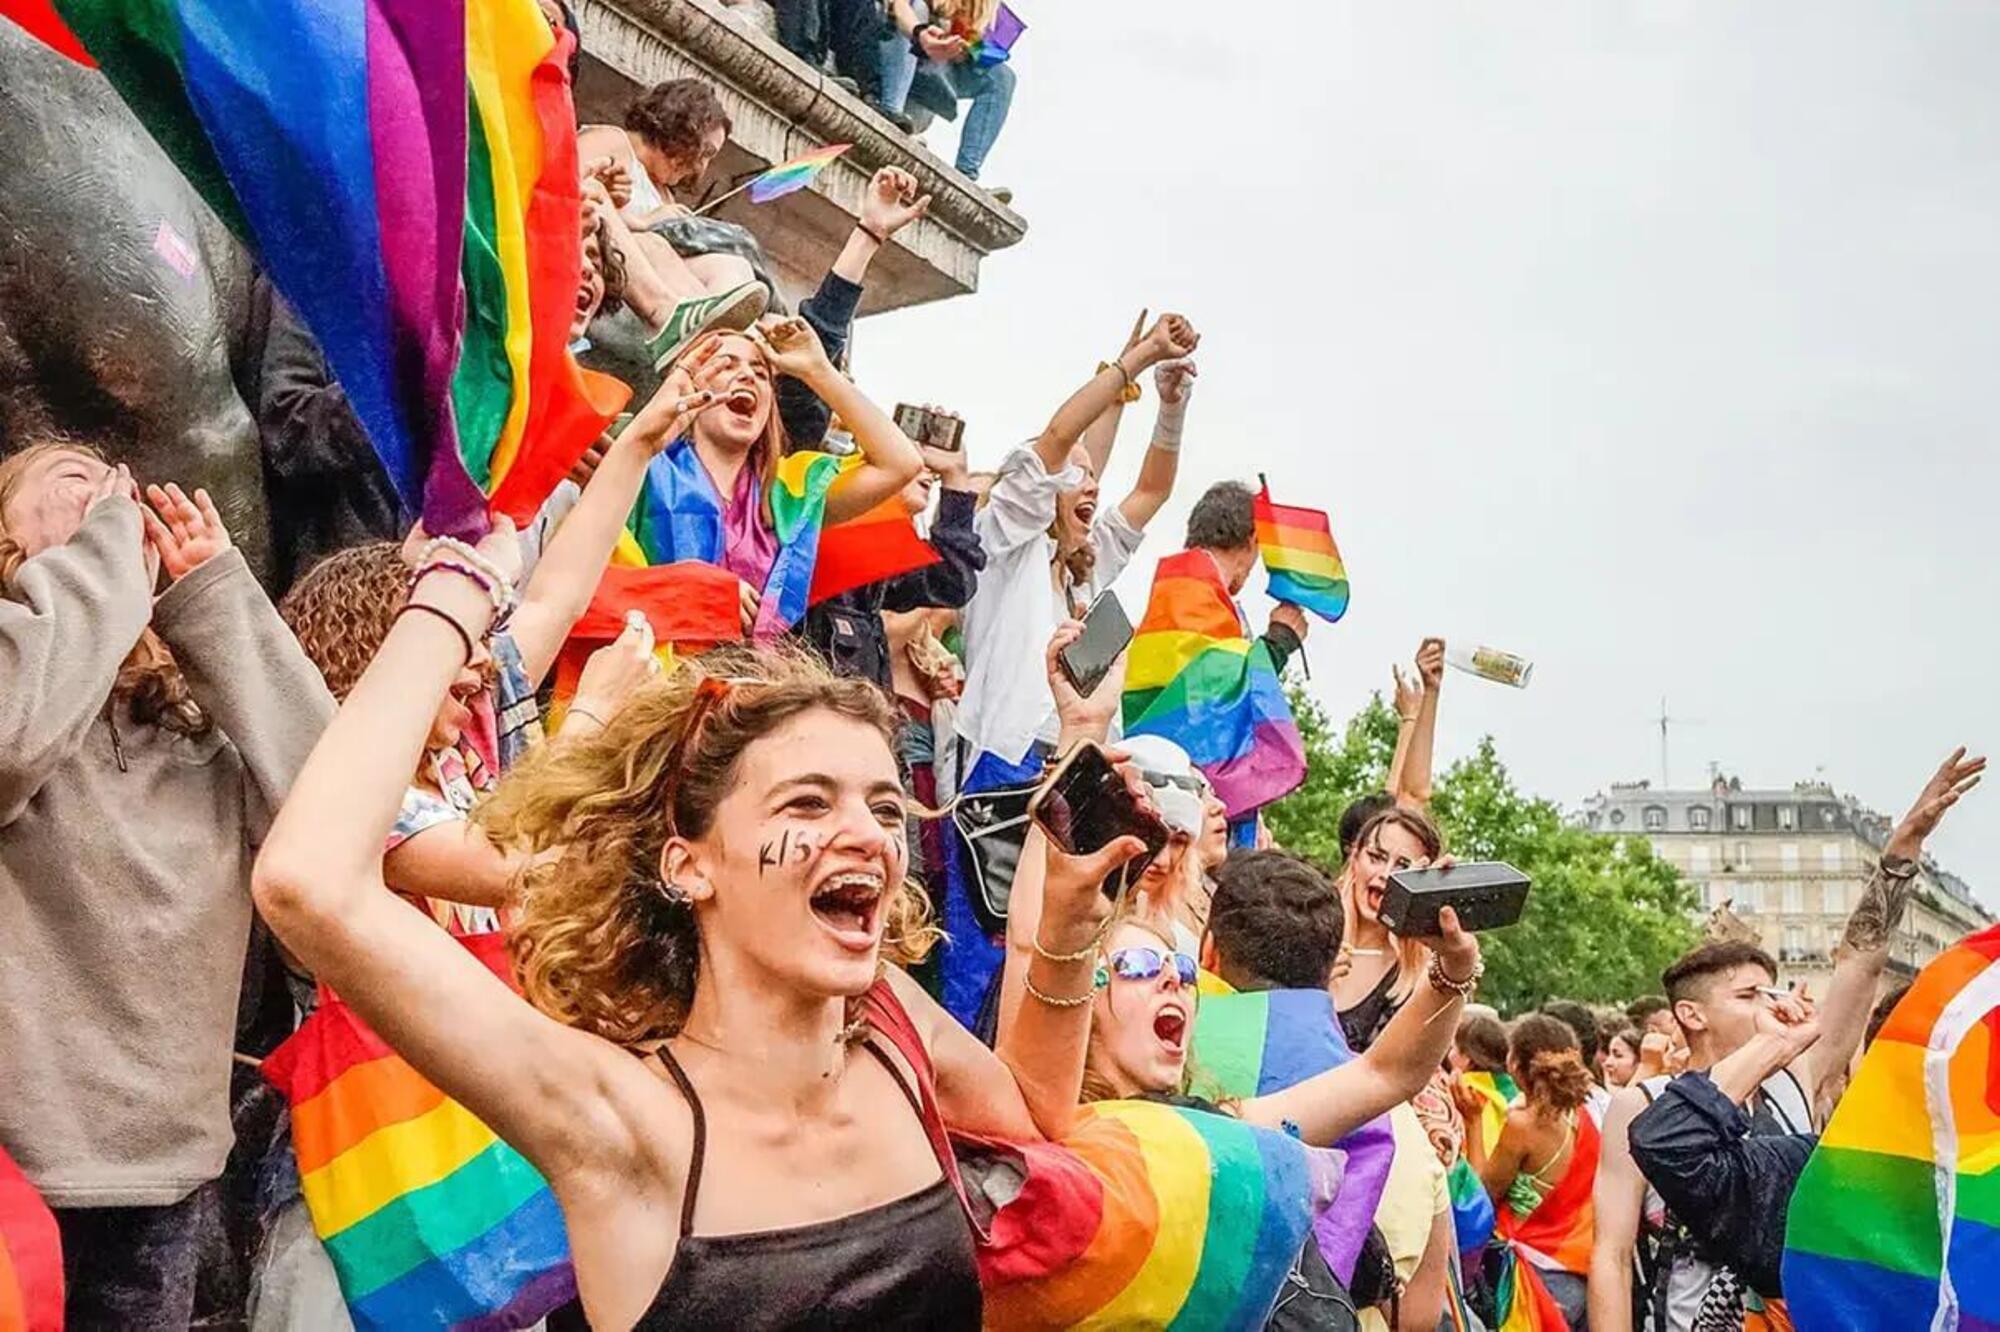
[1879,852,1920,880]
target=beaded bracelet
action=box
[413,535,518,626]
[1032,912,1112,964]
[1023,973,1095,1009]
[1426,953,1483,1000]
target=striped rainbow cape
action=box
[1188,986,1395,1283]
[261,931,573,1329]
[6,0,626,537]
[972,1098,1342,1331]
[1783,922,2000,1330]
[1122,549,1306,818]
[585,440,937,647]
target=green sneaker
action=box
[646,282,769,371]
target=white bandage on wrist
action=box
[1152,398,1187,453]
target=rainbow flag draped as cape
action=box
[1493,1109,1599,1332]
[1253,486,1349,624]
[744,143,850,204]
[1783,922,2000,1330]
[1189,987,1396,1283]
[973,1098,1342,1331]
[1123,549,1306,818]
[0,1142,61,1332]
[588,440,936,646]
[261,931,573,1329]
[6,0,626,538]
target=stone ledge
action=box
[577,0,1024,314]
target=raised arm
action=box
[1078,311,1147,476]
[1240,911,1481,1147]
[1799,747,1984,1106]
[1391,639,1445,810]
[1116,354,1199,531]
[1032,313,1191,475]
[253,522,661,1184]
[505,366,717,684]
[0,480,151,826]
[1585,1086,1650,1332]
[749,316,922,526]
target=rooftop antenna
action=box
[1654,697,1704,788]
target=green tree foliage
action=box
[1266,686,1699,1014]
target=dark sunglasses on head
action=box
[1094,946,1198,989]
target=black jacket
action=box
[801,488,985,689]
[1628,1070,1816,1298]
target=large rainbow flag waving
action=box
[1783,922,2000,1330]
[1254,486,1350,624]
[5,0,627,537]
[1123,549,1306,818]
[973,1098,1343,1331]
[261,931,573,1329]
[1189,987,1396,1283]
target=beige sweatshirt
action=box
[0,497,333,1207]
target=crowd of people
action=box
[0,4,1989,1332]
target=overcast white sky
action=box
[855,2,2000,900]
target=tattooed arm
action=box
[1800,747,1985,1107]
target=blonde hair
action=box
[478,645,938,1047]
[934,0,1001,34]
[0,440,207,737]
[1081,912,1185,1105]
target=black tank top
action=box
[631,1005,983,1331]
[1338,964,1404,1053]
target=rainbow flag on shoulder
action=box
[261,931,573,1329]
[1123,549,1305,818]
[1254,486,1349,624]
[1783,922,2000,1330]
[974,1098,1342,1330]
[5,0,627,538]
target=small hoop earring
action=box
[658,877,690,906]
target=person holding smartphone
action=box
[942,312,1199,1029]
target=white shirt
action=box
[954,445,1145,766]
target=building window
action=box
[1643,806,1666,831]
[1824,881,1844,913]
[1783,925,1805,959]
[1691,844,1712,873]
[1781,843,1800,871]
[1777,805,1797,831]
[1737,882,1763,911]
[1821,842,1842,871]
[1689,806,1713,831]
[1732,806,1753,831]
[1735,841,1753,869]
[1782,880,1802,912]
[1610,809,1625,827]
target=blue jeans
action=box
[878,8,1015,179]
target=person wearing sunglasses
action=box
[1117,734,1220,955]
[251,521,1161,1329]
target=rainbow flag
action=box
[588,440,937,646]
[1253,486,1349,624]
[261,931,574,1329]
[0,1143,61,1332]
[1123,549,1306,818]
[745,143,850,204]
[1494,1109,1598,1332]
[975,1098,1342,1331]
[1782,923,2000,1330]
[966,2,1025,67]
[6,0,626,538]
[1461,1070,1518,1156]
[1189,988,1395,1283]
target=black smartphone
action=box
[893,403,964,452]
[1057,591,1133,698]
[1029,742,1170,897]
[1378,862,1531,936]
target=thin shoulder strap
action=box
[861,980,987,1242]
[641,1041,709,1237]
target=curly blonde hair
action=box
[277,542,407,700]
[0,440,207,736]
[478,644,938,1047]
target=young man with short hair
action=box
[1588,748,1984,1331]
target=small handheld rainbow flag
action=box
[261,931,574,1329]
[1190,987,1395,1283]
[6,0,628,539]
[1254,485,1349,624]
[974,1098,1343,1330]
[966,2,1025,67]
[1783,922,2000,1330]
[745,143,851,204]
[1123,549,1306,817]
